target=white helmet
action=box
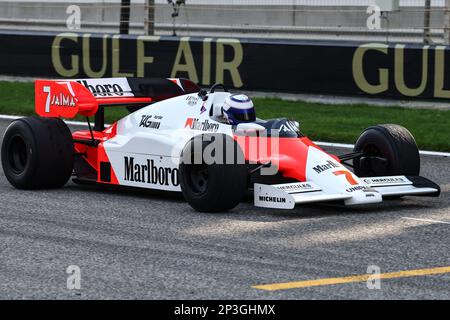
[222,94,256,125]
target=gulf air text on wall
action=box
[51,33,243,88]
[1,31,450,99]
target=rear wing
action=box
[35,77,200,118]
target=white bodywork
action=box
[104,92,232,191]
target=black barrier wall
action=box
[1,30,450,99]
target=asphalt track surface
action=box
[0,119,449,299]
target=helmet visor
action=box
[227,107,256,123]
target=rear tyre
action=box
[179,134,248,213]
[1,116,74,189]
[353,124,420,177]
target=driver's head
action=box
[222,94,256,125]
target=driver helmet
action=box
[222,94,256,125]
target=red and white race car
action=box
[0,77,440,212]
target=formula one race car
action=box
[1,77,440,212]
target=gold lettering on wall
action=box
[352,43,389,94]
[434,46,450,98]
[82,34,108,78]
[202,38,212,85]
[216,39,243,88]
[171,37,199,83]
[395,44,429,97]
[137,35,160,77]
[112,35,134,77]
[52,33,79,77]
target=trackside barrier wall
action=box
[1,31,450,100]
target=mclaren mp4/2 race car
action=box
[0,77,440,212]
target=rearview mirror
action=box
[234,123,266,135]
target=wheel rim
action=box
[187,164,209,194]
[8,134,28,174]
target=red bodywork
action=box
[72,123,119,185]
[237,136,340,183]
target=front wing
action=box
[254,176,440,209]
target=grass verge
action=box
[0,81,449,151]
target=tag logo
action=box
[139,115,161,129]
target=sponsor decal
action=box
[50,93,76,108]
[139,115,161,129]
[279,120,299,133]
[258,196,286,203]
[276,182,317,193]
[186,96,200,106]
[77,80,125,97]
[124,157,179,186]
[362,177,408,185]
[312,160,340,174]
[184,118,219,132]
[346,185,369,193]
[200,102,207,114]
[334,170,359,185]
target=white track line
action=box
[0,114,449,157]
[314,141,450,157]
[0,114,88,127]
[402,217,450,225]
[315,141,355,149]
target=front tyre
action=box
[179,134,248,213]
[353,124,420,177]
[1,116,74,189]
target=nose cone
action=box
[305,146,382,205]
[345,189,382,205]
